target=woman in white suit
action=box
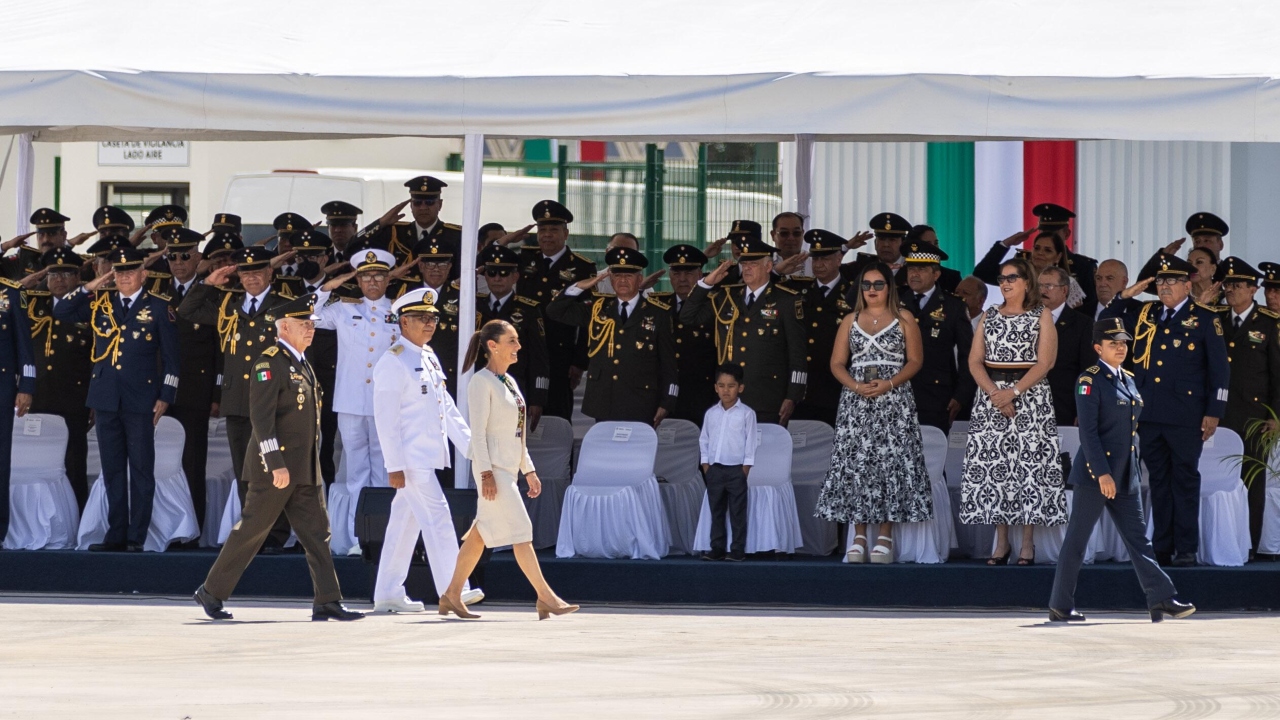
[438,320,579,620]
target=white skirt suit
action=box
[467,368,536,547]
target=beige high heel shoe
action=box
[438,594,480,619]
[536,599,580,621]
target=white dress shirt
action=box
[563,285,639,319]
[1049,302,1066,323]
[699,398,759,466]
[242,288,270,315]
[911,285,936,307]
[278,338,306,363]
[414,220,438,241]
[1232,302,1255,328]
[314,290,399,415]
[373,339,470,473]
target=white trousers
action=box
[373,469,470,601]
[337,412,387,540]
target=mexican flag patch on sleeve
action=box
[255,368,272,382]
[1076,383,1091,396]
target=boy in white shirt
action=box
[699,363,758,562]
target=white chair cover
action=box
[76,417,200,552]
[85,426,101,480]
[556,422,669,559]
[787,420,838,556]
[203,418,236,548]
[1195,428,1251,566]
[885,426,957,563]
[4,414,79,550]
[326,436,358,555]
[1260,446,1280,555]
[944,420,995,558]
[652,419,705,556]
[693,424,803,554]
[521,416,574,549]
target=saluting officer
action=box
[840,212,912,283]
[178,246,294,551]
[650,244,718,425]
[372,288,482,612]
[900,238,976,431]
[1261,262,1280,315]
[194,293,363,622]
[273,226,331,299]
[27,248,93,508]
[316,248,401,549]
[1101,251,1230,567]
[682,230,808,425]
[407,237,462,394]
[1186,211,1228,259]
[321,201,361,261]
[1048,318,1194,624]
[139,204,188,280]
[156,228,221,531]
[1211,257,1280,557]
[202,230,244,274]
[548,246,679,425]
[210,213,242,241]
[2,208,71,280]
[784,229,857,426]
[476,244,549,427]
[358,176,462,265]
[976,203,1099,316]
[85,206,136,280]
[517,200,597,420]
[0,270,36,542]
[271,212,314,284]
[55,247,180,552]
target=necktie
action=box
[542,256,553,273]
[121,297,131,313]
[492,298,501,314]
[1161,307,1171,323]
[619,301,629,324]
[821,286,830,299]
[915,292,924,305]
[1234,315,1242,331]
[746,291,756,307]
[174,283,185,301]
[248,297,258,316]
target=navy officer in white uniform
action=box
[371,288,483,612]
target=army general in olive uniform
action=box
[783,229,857,426]
[548,246,678,425]
[1211,257,1280,556]
[682,230,808,425]
[650,244,718,425]
[899,238,975,431]
[194,294,362,622]
[477,244,550,420]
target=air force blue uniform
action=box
[1050,362,1176,611]
[55,288,180,547]
[1100,296,1230,559]
[0,278,37,541]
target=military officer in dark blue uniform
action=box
[517,200,597,420]
[650,244,718,424]
[785,229,857,425]
[1048,319,1194,623]
[1211,257,1280,558]
[974,203,1099,317]
[1100,251,1230,567]
[0,272,36,542]
[357,176,462,266]
[407,236,463,394]
[55,247,180,552]
[899,238,975,431]
[270,212,314,284]
[320,201,361,261]
[476,244,550,427]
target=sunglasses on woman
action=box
[860,280,887,291]
[996,274,1024,284]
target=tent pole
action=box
[793,134,815,228]
[455,133,484,489]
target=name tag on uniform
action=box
[1118,399,1129,405]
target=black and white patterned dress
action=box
[959,305,1066,526]
[815,317,933,524]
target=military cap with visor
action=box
[1186,211,1229,237]
[31,208,69,229]
[405,176,447,199]
[605,246,648,272]
[532,199,573,225]
[391,287,440,317]
[663,244,707,268]
[1093,317,1134,344]
[869,212,911,235]
[145,205,187,230]
[804,229,847,257]
[92,205,136,232]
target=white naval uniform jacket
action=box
[373,340,471,473]
[314,291,398,416]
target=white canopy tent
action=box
[4,0,1278,484]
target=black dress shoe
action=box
[125,542,144,553]
[257,545,284,556]
[701,551,725,562]
[1171,554,1198,568]
[193,585,233,620]
[1150,598,1196,623]
[1048,608,1086,622]
[1156,553,1173,567]
[725,551,746,562]
[312,602,365,622]
[87,542,126,552]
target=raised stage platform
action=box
[2,549,1277,611]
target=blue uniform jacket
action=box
[1099,297,1229,427]
[0,279,36,397]
[1072,363,1143,494]
[54,289,180,413]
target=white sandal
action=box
[869,535,894,564]
[845,534,868,564]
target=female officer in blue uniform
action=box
[1048,318,1195,623]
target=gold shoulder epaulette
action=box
[1195,301,1222,312]
[1123,367,1135,376]
[389,343,405,355]
[450,279,461,290]
[25,289,50,296]
[515,295,540,307]
[571,252,594,265]
[263,346,280,357]
[146,271,170,279]
[340,296,362,303]
[592,292,617,298]
[1084,365,1100,374]
[1259,307,1280,319]
[477,291,490,300]
[648,290,674,297]
[646,295,671,311]
[774,284,799,295]
[0,277,19,289]
[442,222,461,230]
[149,291,172,302]
[789,275,816,282]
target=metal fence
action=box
[467,143,782,274]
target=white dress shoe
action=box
[461,588,485,606]
[373,597,425,613]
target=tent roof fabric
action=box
[3,0,1279,142]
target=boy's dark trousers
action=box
[705,463,748,555]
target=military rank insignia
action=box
[254,362,272,382]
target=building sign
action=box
[97,141,189,167]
